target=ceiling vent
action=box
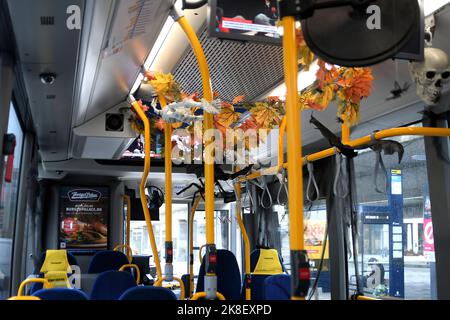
[173,28,284,102]
[71,102,137,159]
[40,16,55,25]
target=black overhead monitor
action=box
[208,0,282,45]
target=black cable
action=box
[347,157,363,295]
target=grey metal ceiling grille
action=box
[172,28,285,102]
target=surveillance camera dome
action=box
[40,73,56,85]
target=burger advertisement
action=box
[59,186,109,251]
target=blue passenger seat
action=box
[196,249,241,300]
[87,250,129,273]
[119,286,177,300]
[32,288,89,300]
[90,270,137,300]
[264,274,291,300]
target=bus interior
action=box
[1,0,450,302]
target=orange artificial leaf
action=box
[172,122,183,129]
[267,96,281,105]
[337,68,374,104]
[232,95,245,104]
[214,102,241,134]
[296,28,315,70]
[155,118,165,131]
[138,100,149,112]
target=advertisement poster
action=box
[59,187,109,251]
[304,219,329,260]
[423,195,435,262]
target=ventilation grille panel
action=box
[40,16,55,25]
[173,28,284,102]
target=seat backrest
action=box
[196,249,241,300]
[29,250,80,295]
[90,270,137,300]
[87,250,129,273]
[119,286,177,300]
[32,288,89,300]
[264,274,291,300]
[34,250,79,274]
[242,248,285,300]
[250,248,285,274]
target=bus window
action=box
[351,124,437,300]
[0,103,24,299]
[129,203,189,277]
[275,200,330,300]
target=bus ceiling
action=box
[5,0,450,169]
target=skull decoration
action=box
[409,47,450,105]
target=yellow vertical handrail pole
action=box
[282,16,308,300]
[174,9,219,299]
[128,95,162,280]
[189,195,202,298]
[176,14,215,247]
[234,178,251,300]
[342,124,351,144]
[122,195,131,251]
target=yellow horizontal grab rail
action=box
[17,278,51,297]
[351,294,380,301]
[154,276,186,300]
[8,296,41,300]
[190,292,226,300]
[241,126,450,182]
[119,264,141,285]
[114,244,133,263]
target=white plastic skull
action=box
[409,47,450,105]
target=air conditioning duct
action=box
[71,102,137,159]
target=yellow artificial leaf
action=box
[149,72,175,96]
[250,102,281,129]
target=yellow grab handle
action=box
[17,278,51,297]
[129,98,162,280]
[114,244,133,263]
[190,291,226,300]
[154,276,186,300]
[119,264,141,285]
